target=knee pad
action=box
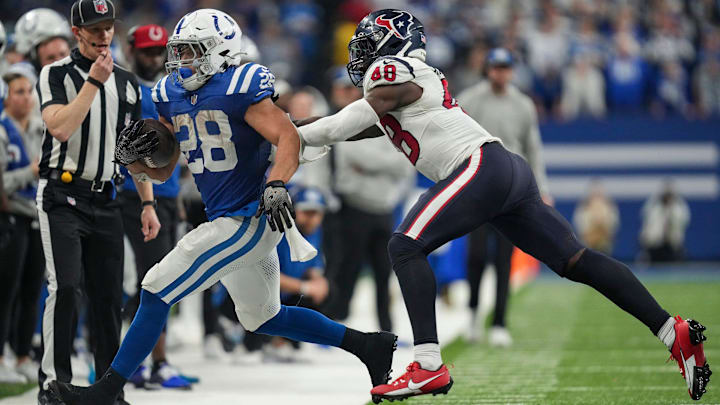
[387,233,425,268]
[239,302,281,333]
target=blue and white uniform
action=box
[141,62,283,330]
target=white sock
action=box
[656,317,676,350]
[414,343,442,371]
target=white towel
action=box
[284,217,317,262]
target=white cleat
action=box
[0,363,28,384]
[15,361,39,382]
[488,326,513,348]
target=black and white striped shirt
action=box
[37,48,141,182]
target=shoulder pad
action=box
[224,63,275,102]
[363,56,417,91]
[151,75,173,104]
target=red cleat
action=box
[370,362,453,403]
[669,316,712,400]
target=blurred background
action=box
[0,0,719,404]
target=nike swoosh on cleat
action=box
[407,373,446,391]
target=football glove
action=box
[256,180,296,233]
[115,120,160,166]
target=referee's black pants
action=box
[119,191,177,321]
[324,202,393,332]
[37,179,123,391]
[466,224,513,327]
[0,215,45,359]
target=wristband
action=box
[86,76,104,89]
[141,199,157,210]
[300,281,310,296]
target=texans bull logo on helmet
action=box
[374,10,415,40]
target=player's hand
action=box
[302,277,329,304]
[256,180,295,233]
[141,205,161,242]
[115,120,159,166]
[89,50,114,83]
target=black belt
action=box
[45,169,111,193]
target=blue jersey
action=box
[1,112,36,200]
[121,83,181,198]
[152,63,275,220]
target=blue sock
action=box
[110,290,170,379]
[255,305,346,346]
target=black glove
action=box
[255,180,296,233]
[115,120,160,166]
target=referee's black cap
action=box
[71,0,116,27]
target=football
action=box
[139,118,177,168]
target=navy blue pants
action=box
[397,142,581,274]
[390,143,668,345]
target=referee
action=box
[36,1,160,404]
[457,48,551,347]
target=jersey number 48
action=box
[172,110,238,174]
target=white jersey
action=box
[363,56,501,182]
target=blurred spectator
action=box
[644,11,694,67]
[560,52,606,119]
[452,43,488,94]
[457,48,550,346]
[0,67,44,384]
[525,3,569,116]
[652,61,690,117]
[278,186,329,307]
[573,180,619,255]
[13,8,73,71]
[640,181,690,263]
[694,29,720,116]
[606,33,649,111]
[323,134,415,332]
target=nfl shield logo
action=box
[190,94,198,105]
[93,0,109,14]
[66,196,76,206]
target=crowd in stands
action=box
[2,0,719,121]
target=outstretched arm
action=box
[297,82,422,147]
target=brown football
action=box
[139,118,177,168]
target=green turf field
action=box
[0,383,34,400]
[401,280,719,405]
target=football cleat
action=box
[668,316,712,401]
[357,331,398,387]
[371,362,453,403]
[49,381,114,405]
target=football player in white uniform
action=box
[297,9,711,403]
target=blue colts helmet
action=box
[347,9,426,86]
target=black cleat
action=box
[37,388,63,405]
[358,331,398,387]
[49,381,117,405]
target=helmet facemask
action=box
[347,30,381,87]
[166,36,226,91]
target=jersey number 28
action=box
[172,110,238,174]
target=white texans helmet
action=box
[0,21,6,56]
[166,9,244,91]
[14,8,72,57]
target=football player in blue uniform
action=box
[50,9,396,405]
